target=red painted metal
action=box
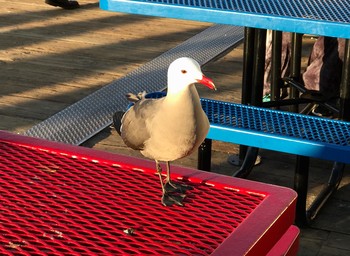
[0,131,298,255]
[267,226,300,256]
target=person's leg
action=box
[45,0,80,9]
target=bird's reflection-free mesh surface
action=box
[0,139,264,255]
[202,98,350,146]
[140,0,350,23]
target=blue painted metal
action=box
[200,98,350,164]
[100,0,350,39]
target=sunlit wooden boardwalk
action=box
[1,1,350,255]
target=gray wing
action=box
[120,98,162,151]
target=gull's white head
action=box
[167,57,216,94]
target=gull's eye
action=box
[181,70,187,74]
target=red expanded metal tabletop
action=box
[0,131,298,255]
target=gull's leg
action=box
[155,160,166,194]
[164,161,193,193]
[156,160,185,207]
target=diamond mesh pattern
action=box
[0,140,265,255]
[142,0,350,23]
[201,98,350,146]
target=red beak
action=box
[197,75,216,90]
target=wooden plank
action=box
[0,0,210,133]
[0,114,38,133]
[0,95,68,120]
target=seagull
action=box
[113,57,216,206]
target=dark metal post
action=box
[197,138,212,171]
[237,28,256,163]
[271,31,282,101]
[251,29,267,107]
[290,33,311,226]
[241,27,256,105]
[340,39,350,121]
[236,28,265,167]
[294,155,310,226]
[289,33,303,113]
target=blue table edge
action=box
[100,0,350,39]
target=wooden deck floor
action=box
[1,1,350,255]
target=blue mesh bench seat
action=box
[203,98,350,163]
[200,98,348,225]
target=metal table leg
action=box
[251,28,267,106]
[289,33,303,113]
[340,39,350,120]
[271,30,282,102]
[230,28,266,171]
[197,138,212,171]
[228,27,256,166]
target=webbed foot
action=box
[164,181,193,194]
[161,192,186,206]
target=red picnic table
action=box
[0,131,299,255]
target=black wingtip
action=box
[113,111,125,136]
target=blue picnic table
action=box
[99,0,350,226]
[99,0,350,109]
[100,0,350,39]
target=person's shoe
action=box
[45,0,80,9]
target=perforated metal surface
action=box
[201,98,350,163]
[23,25,244,145]
[0,142,259,255]
[0,132,297,255]
[131,0,350,23]
[101,0,350,38]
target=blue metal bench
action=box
[199,98,347,226]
